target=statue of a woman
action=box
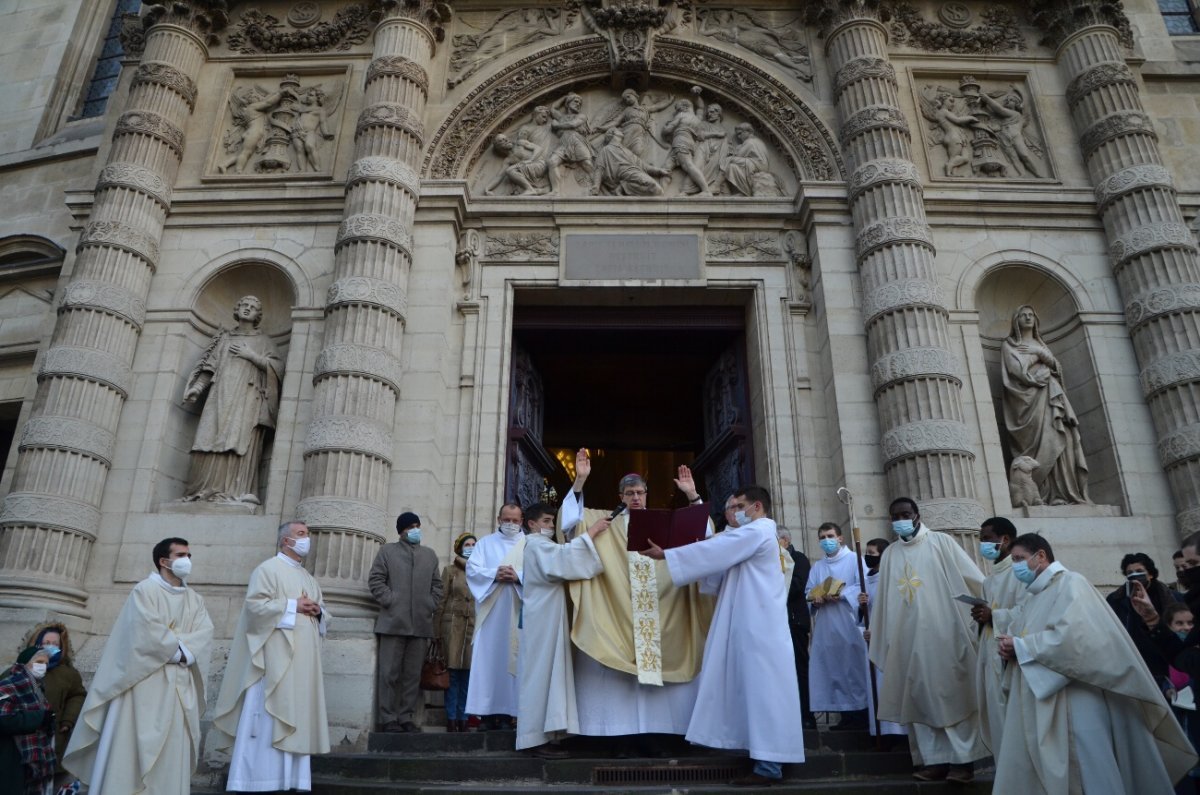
[1001,305,1090,505]
[181,295,283,504]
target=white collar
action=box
[150,571,187,594]
[276,552,302,568]
[1027,560,1066,594]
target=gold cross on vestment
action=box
[897,563,923,604]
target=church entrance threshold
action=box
[505,305,754,512]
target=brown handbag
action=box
[420,638,450,691]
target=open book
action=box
[625,504,710,552]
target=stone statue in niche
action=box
[1001,305,1091,506]
[217,74,343,175]
[476,86,792,198]
[449,7,578,88]
[181,296,283,505]
[697,8,812,83]
[918,76,1046,179]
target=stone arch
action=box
[955,249,1098,315]
[178,247,309,336]
[422,36,844,183]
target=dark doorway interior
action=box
[508,305,753,511]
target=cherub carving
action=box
[291,82,343,172]
[217,78,342,174]
[218,84,289,174]
[918,85,982,177]
[978,85,1044,178]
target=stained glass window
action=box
[78,0,142,118]
[1160,0,1200,34]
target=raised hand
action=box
[1129,580,1159,626]
[574,448,591,489]
[673,465,699,501]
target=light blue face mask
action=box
[1012,559,1037,585]
[405,528,422,545]
[892,519,916,538]
[733,510,751,527]
[819,538,840,556]
[980,542,1001,561]
[1177,630,1191,641]
[461,546,473,559]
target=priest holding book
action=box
[641,484,805,786]
[558,449,715,739]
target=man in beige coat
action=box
[368,511,443,733]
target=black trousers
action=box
[790,624,811,718]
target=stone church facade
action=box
[2,0,1200,762]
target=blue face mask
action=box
[819,538,840,556]
[980,542,1001,561]
[1012,559,1038,585]
[462,546,473,559]
[733,510,751,527]
[405,528,422,545]
[892,519,916,538]
[1177,630,1191,641]
[41,646,62,669]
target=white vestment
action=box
[995,562,1196,794]
[665,516,805,763]
[806,546,870,712]
[210,553,329,793]
[863,569,905,736]
[560,490,704,735]
[868,525,987,765]
[974,554,1024,756]
[63,573,213,795]
[516,533,604,749]
[465,529,524,716]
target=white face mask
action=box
[170,557,192,579]
[734,510,751,527]
[289,536,311,557]
[540,528,555,538]
[29,663,47,679]
[498,522,522,537]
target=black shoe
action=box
[729,772,779,787]
[831,711,868,731]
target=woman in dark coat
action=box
[21,623,85,783]
[436,532,477,732]
[1107,552,1177,687]
[0,647,55,795]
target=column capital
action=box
[1027,0,1133,51]
[372,0,452,41]
[141,0,229,46]
[804,0,889,40]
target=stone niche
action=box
[205,67,351,180]
[469,83,798,199]
[912,71,1055,182]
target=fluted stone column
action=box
[809,1,984,537]
[1032,1,1200,534]
[296,7,434,610]
[0,1,223,614]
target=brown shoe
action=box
[946,764,975,784]
[527,743,570,759]
[913,765,948,781]
[456,719,468,732]
[445,720,458,733]
[729,773,778,787]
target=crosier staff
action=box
[837,486,880,741]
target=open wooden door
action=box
[505,343,560,507]
[692,338,754,507]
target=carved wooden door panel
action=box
[505,343,558,507]
[693,338,754,506]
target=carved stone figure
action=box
[918,86,980,177]
[483,133,550,196]
[449,8,575,88]
[977,86,1043,177]
[591,127,670,196]
[663,89,712,196]
[1001,305,1090,506]
[1008,456,1043,508]
[182,296,283,504]
[548,93,595,192]
[593,88,674,158]
[918,77,1046,179]
[721,123,783,197]
[693,93,729,194]
[217,75,343,175]
[697,8,812,82]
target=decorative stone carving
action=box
[336,214,414,256]
[855,217,935,260]
[484,232,560,261]
[861,278,944,323]
[847,158,921,202]
[19,417,116,467]
[59,280,148,329]
[367,56,429,97]
[916,499,988,533]
[356,102,426,143]
[1141,350,1200,398]
[180,296,283,505]
[326,276,409,320]
[119,11,147,60]
[1124,284,1200,329]
[215,74,345,176]
[1078,111,1156,160]
[345,157,421,196]
[1109,223,1197,271]
[313,343,404,392]
[115,110,186,159]
[889,3,1024,53]
[472,85,794,198]
[1065,62,1137,110]
[706,232,782,261]
[917,76,1049,180]
[131,62,198,110]
[39,347,133,398]
[448,6,579,88]
[0,494,101,537]
[783,231,812,305]
[870,346,960,392]
[140,0,229,46]
[1001,305,1091,505]
[78,221,160,266]
[1027,0,1134,50]
[224,5,373,54]
[295,497,388,537]
[880,419,974,463]
[96,163,172,210]
[834,57,896,102]
[581,0,682,74]
[838,106,909,149]
[1094,165,1175,213]
[306,416,394,463]
[1156,423,1200,470]
[696,8,812,83]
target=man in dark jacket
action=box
[777,527,814,730]
[368,511,444,733]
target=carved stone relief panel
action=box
[471,84,796,198]
[889,2,1026,55]
[705,231,783,261]
[448,5,583,89]
[207,70,349,179]
[221,2,376,55]
[913,73,1054,182]
[694,8,811,83]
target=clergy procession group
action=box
[4,451,1200,793]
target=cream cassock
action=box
[464,529,524,716]
[664,516,805,764]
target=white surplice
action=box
[863,569,905,736]
[995,561,1196,794]
[974,554,1024,756]
[516,532,604,749]
[559,489,704,735]
[465,529,524,716]
[665,516,805,763]
[806,546,869,712]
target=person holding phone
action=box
[1106,552,1179,692]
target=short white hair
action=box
[277,521,301,547]
[777,528,792,543]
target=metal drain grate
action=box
[592,762,745,785]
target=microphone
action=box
[608,502,627,521]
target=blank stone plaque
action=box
[564,234,700,280]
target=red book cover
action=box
[626,504,710,551]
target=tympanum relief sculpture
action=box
[182,296,284,505]
[214,73,345,176]
[476,86,792,198]
[916,75,1050,180]
[1001,305,1091,507]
